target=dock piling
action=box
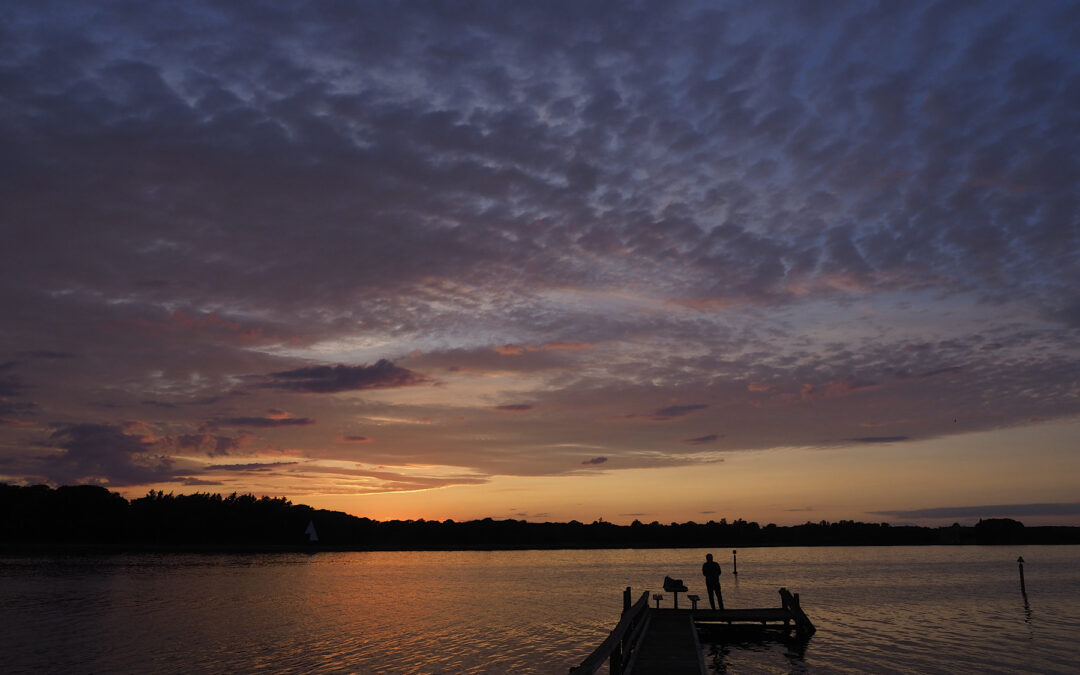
[1017,556,1026,593]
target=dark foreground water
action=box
[2,546,1078,673]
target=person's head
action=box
[706,553,713,561]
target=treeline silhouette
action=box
[3,483,1078,550]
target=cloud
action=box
[20,351,77,359]
[581,456,608,465]
[0,370,28,397]
[0,399,39,425]
[411,345,582,375]
[341,435,372,443]
[496,342,593,355]
[40,423,177,486]
[846,436,911,444]
[0,0,1078,509]
[173,433,248,457]
[649,404,708,421]
[683,434,720,445]
[215,416,315,428]
[871,503,1080,519]
[180,478,224,486]
[262,360,427,393]
[494,404,533,412]
[143,400,178,409]
[206,461,300,472]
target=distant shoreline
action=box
[4,539,1079,556]
[4,484,1079,552]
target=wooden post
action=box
[732,549,738,575]
[623,586,631,614]
[1018,556,1026,593]
[779,587,815,637]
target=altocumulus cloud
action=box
[0,0,1078,499]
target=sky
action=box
[2,0,1079,527]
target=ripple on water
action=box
[4,547,1080,674]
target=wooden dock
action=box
[569,587,815,675]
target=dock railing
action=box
[569,587,651,675]
[779,587,816,636]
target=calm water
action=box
[3,546,1078,673]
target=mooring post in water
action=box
[623,586,631,614]
[732,549,738,575]
[1017,556,1026,593]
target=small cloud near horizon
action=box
[872,503,1080,519]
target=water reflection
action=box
[1021,587,1034,646]
[704,633,810,675]
[3,546,1079,673]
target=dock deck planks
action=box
[626,611,705,675]
[570,587,814,675]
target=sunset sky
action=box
[2,1,1079,526]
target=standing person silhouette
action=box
[702,553,724,610]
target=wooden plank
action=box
[626,611,706,675]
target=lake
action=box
[3,546,1078,673]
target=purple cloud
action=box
[872,503,1080,519]
[650,404,708,421]
[847,436,911,444]
[216,416,315,428]
[263,360,426,393]
[494,404,533,412]
[684,433,720,445]
[40,423,176,486]
[206,462,300,472]
[0,0,1077,515]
